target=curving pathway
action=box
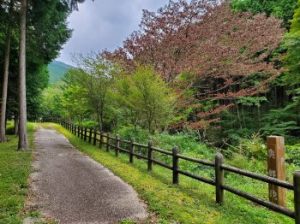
[29,128,147,224]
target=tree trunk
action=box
[0,27,11,142]
[14,114,19,136]
[18,0,28,150]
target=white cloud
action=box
[56,0,169,65]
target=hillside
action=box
[48,60,72,84]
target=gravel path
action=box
[29,128,147,224]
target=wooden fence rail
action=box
[53,119,300,223]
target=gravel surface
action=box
[29,128,148,224]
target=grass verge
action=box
[0,123,37,224]
[43,123,294,224]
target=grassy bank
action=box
[0,123,37,224]
[43,122,294,224]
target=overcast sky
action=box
[56,0,169,65]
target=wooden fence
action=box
[56,120,300,223]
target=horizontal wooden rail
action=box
[152,158,173,170]
[118,147,130,153]
[177,154,215,167]
[223,184,295,218]
[120,139,131,144]
[131,152,148,160]
[222,165,294,190]
[178,169,215,186]
[152,147,173,156]
[133,142,148,148]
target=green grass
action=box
[0,123,37,224]
[43,123,294,224]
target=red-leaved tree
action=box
[103,1,285,130]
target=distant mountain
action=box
[48,60,73,84]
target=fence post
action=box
[106,133,110,152]
[294,171,300,224]
[147,141,153,171]
[88,128,92,143]
[84,128,87,141]
[115,135,120,157]
[93,129,97,146]
[129,139,134,163]
[215,153,224,204]
[172,147,179,184]
[99,131,103,148]
[267,136,286,207]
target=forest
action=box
[0,0,300,223]
[0,0,299,163]
[0,0,76,149]
[39,0,300,168]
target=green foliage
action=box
[284,0,300,86]
[286,143,300,166]
[236,134,267,160]
[231,0,298,28]
[237,96,267,107]
[116,125,215,161]
[45,57,177,134]
[61,55,118,129]
[61,80,90,122]
[115,65,176,133]
[261,98,300,136]
[41,84,64,118]
[116,125,150,143]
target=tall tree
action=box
[0,0,13,142]
[18,0,28,150]
[62,55,117,130]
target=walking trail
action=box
[28,127,148,224]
